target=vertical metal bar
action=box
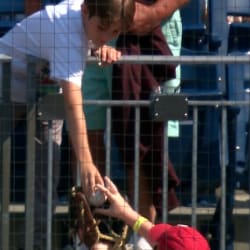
[245,92,250,248]
[191,106,198,227]
[246,97,250,248]
[0,55,11,250]
[46,120,53,250]
[0,114,11,250]
[134,106,140,211]
[76,162,81,186]
[25,56,37,250]
[162,124,168,223]
[220,106,227,250]
[0,55,11,101]
[105,106,112,177]
[132,106,140,244]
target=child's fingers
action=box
[104,176,118,192]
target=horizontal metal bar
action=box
[87,55,250,65]
[84,99,150,106]
[83,99,250,107]
[188,100,250,106]
[2,54,250,65]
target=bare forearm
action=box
[129,0,190,34]
[61,81,104,193]
[152,0,190,21]
[61,82,93,165]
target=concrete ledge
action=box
[169,206,250,216]
[9,204,69,214]
[9,190,250,216]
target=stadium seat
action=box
[227,0,250,17]
[0,1,25,36]
[180,0,208,51]
[228,23,250,53]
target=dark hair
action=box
[84,0,135,31]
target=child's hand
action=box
[94,176,134,220]
[94,45,121,66]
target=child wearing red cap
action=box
[95,176,210,250]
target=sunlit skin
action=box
[63,3,122,198]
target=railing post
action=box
[162,124,169,223]
[0,54,12,250]
[191,106,198,228]
[25,55,37,250]
[133,106,141,210]
[220,106,228,250]
[46,120,53,250]
[105,106,112,177]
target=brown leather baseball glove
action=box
[70,186,129,249]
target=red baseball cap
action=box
[148,224,210,250]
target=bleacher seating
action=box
[170,3,237,250]
[170,0,226,206]
[226,0,250,193]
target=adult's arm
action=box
[61,81,104,194]
[57,46,120,193]
[129,0,190,35]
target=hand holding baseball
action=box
[88,189,107,207]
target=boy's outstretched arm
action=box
[61,81,104,195]
[94,176,155,245]
[60,46,121,194]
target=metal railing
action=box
[0,53,12,250]
[1,54,250,250]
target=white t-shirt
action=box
[0,1,88,103]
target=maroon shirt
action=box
[112,24,180,212]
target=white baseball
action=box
[88,190,107,207]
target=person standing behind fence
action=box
[81,2,188,249]
[111,0,188,230]
[0,0,135,249]
[82,2,186,181]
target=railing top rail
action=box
[2,53,250,65]
[88,55,250,65]
[83,99,250,107]
[2,53,250,64]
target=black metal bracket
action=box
[150,94,189,121]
